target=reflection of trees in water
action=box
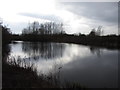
[22,42,66,60]
[89,46,102,57]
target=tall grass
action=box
[3,56,85,89]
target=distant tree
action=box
[88,26,103,36]
[78,33,81,36]
[31,21,39,34]
[89,28,96,36]
[22,21,65,35]
[96,26,103,36]
[79,33,86,36]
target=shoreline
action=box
[11,34,120,50]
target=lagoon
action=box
[7,41,118,88]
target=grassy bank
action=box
[2,56,85,89]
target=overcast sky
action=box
[0,0,119,35]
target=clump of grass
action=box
[6,56,35,70]
[62,81,86,89]
[3,56,56,88]
[3,56,86,89]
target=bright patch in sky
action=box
[0,0,118,35]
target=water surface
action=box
[7,41,118,88]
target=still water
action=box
[7,41,118,88]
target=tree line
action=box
[22,21,104,36]
[22,21,66,35]
[1,20,119,49]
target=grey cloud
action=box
[60,2,118,25]
[18,13,63,23]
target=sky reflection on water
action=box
[8,41,118,88]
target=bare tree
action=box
[96,26,102,36]
[89,28,96,36]
[22,21,65,35]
